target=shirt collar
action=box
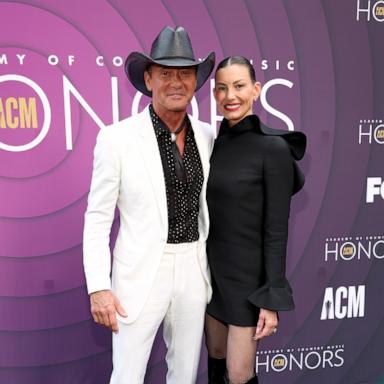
[149,104,192,139]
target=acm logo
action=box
[255,345,345,373]
[324,236,384,262]
[357,0,384,21]
[358,120,384,144]
[321,285,365,320]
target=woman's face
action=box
[214,64,261,126]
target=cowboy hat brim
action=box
[125,51,215,97]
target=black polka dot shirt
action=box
[149,104,204,243]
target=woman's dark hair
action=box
[215,56,256,83]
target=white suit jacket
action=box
[83,106,215,324]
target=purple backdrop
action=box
[1,0,383,383]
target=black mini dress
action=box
[206,115,306,326]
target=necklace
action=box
[170,118,186,142]
[167,116,188,183]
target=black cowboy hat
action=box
[125,26,215,97]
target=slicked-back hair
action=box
[215,56,256,83]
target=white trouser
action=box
[110,242,207,384]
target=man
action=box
[83,26,215,383]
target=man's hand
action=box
[253,308,278,341]
[90,290,128,333]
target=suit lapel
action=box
[136,107,168,236]
[190,116,210,182]
[189,116,210,240]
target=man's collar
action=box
[149,104,192,138]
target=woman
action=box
[205,56,306,384]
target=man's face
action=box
[144,65,197,114]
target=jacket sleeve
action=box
[248,137,295,311]
[83,127,121,294]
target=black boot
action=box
[246,375,259,383]
[224,372,259,384]
[208,356,226,383]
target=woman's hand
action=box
[253,308,278,341]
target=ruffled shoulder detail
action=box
[217,115,307,195]
[259,123,306,161]
[255,116,307,160]
[218,115,306,160]
[257,117,306,195]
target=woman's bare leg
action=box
[205,313,228,358]
[226,325,258,383]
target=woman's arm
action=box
[248,136,295,311]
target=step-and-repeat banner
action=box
[1,1,383,383]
